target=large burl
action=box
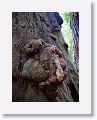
[22,38,68,102]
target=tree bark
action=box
[70,12,79,71]
[12,12,79,102]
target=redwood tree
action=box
[12,12,79,102]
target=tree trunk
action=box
[12,12,79,102]
[70,12,79,71]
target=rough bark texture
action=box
[70,12,79,71]
[12,12,79,102]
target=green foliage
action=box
[63,12,73,24]
[59,12,74,61]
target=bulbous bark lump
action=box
[22,38,68,101]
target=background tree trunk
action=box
[12,12,79,102]
[70,12,79,71]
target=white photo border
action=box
[0,0,91,114]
